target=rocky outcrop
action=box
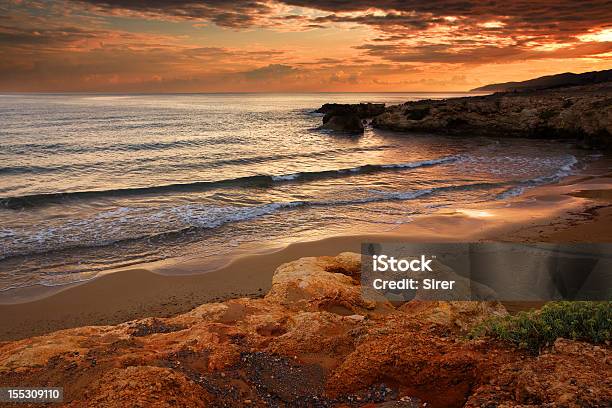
[1,253,609,407]
[316,103,385,133]
[372,83,612,149]
[466,338,612,407]
[321,113,364,133]
[316,103,386,119]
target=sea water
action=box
[0,93,595,291]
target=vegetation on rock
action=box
[470,301,611,353]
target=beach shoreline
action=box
[1,168,611,342]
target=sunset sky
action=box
[1,0,611,92]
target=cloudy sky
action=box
[1,0,610,92]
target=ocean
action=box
[0,93,594,292]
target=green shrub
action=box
[470,301,611,353]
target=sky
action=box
[0,0,611,92]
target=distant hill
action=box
[470,69,612,92]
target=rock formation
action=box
[0,253,609,407]
[321,114,365,133]
[316,103,385,133]
[372,83,612,149]
[316,103,386,119]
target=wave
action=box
[0,179,501,260]
[495,155,577,200]
[271,156,458,181]
[0,144,395,175]
[0,137,245,156]
[0,155,459,209]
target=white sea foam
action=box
[0,187,443,260]
[381,155,460,169]
[496,155,578,200]
[271,173,299,181]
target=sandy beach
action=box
[2,167,611,342]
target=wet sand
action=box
[1,171,611,341]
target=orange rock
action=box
[0,253,609,407]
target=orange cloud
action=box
[0,0,610,92]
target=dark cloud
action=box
[312,12,436,31]
[0,25,102,49]
[283,0,611,26]
[299,1,611,43]
[183,47,285,60]
[357,41,612,64]
[69,0,612,37]
[74,0,274,28]
[244,63,298,79]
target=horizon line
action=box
[0,90,488,95]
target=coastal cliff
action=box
[372,82,612,149]
[1,253,609,407]
[470,69,612,92]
